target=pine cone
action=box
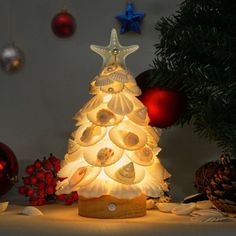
[206,154,236,214]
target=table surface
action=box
[0,204,236,236]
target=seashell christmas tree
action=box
[56,29,171,219]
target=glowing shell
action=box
[100,81,124,94]
[125,82,142,96]
[142,126,160,148]
[69,166,101,190]
[81,95,103,113]
[68,139,79,154]
[74,123,106,146]
[83,138,123,167]
[109,72,129,83]
[105,159,145,185]
[128,107,150,126]
[95,76,113,86]
[109,120,147,150]
[87,105,124,126]
[126,146,154,166]
[108,93,133,115]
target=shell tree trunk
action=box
[56,29,171,218]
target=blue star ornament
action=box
[116,2,145,34]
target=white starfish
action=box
[90,28,139,68]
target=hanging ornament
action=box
[116,2,145,34]
[0,143,18,197]
[139,87,184,128]
[0,43,24,73]
[51,9,76,38]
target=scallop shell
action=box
[22,206,43,216]
[156,203,180,213]
[125,82,142,96]
[172,203,196,215]
[95,75,113,86]
[108,93,133,115]
[68,139,79,154]
[104,157,145,185]
[77,177,108,198]
[83,138,123,167]
[190,209,230,222]
[126,146,154,166]
[109,72,129,83]
[0,202,8,213]
[100,81,124,94]
[81,95,103,113]
[147,159,171,181]
[109,120,147,150]
[142,126,160,148]
[87,105,123,126]
[128,107,150,126]
[196,200,213,210]
[74,123,106,146]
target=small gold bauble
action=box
[112,48,120,56]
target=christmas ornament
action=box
[0,43,24,72]
[205,154,236,214]
[139,87,184,128]
[51,9,76,38]
[18,154,78,206]
[195,161,219,194]
[56,29,171,219]
[0,143,18,197]
[116,2,145,34]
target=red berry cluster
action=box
[18,154,78,206]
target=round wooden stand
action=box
[78,194,146,218]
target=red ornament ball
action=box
[51,10,76,38]
[139,87,184,128]
[0,143,18,197]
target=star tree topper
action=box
[116,2,145,34]
[90,29,139,68]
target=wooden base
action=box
[78,194,146,219]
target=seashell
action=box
[156,203,180,213]
[101,64,118,75]
[141,126,160,148]
[109,181,142,199]
[128,107,150,126]
[104,157,145,185]
[22,206,43,216]
[125,82,142,96]
[172,203,196,215]
[196,200,213,210]
[0,202,8,213]
[68,139,79,154]
[87,104,123,126]
[190,209,230,222]
[61,148,83,167]
[109,120,147,150]
[77,177,108,198]
[126,146,154,166]
[108,93,133,115]
[95,75,113,86]
[147,159,171,182]
[73,111,88,126]
[109,72,129,83]
[74,123,106,146]
[138,171,166,197]
[89,80,100,94]
[81,95,103,113]
[146,199,156,210]
[57,165,101,194]
[83,138,123,167]
[100,81,124,94]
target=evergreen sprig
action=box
[152,0,236,156]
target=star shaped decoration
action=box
[116,2,145,34]
[90,28,139,68]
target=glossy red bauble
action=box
[0,143,18,197]
[139,87,184,128]
[51,10,76,38]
